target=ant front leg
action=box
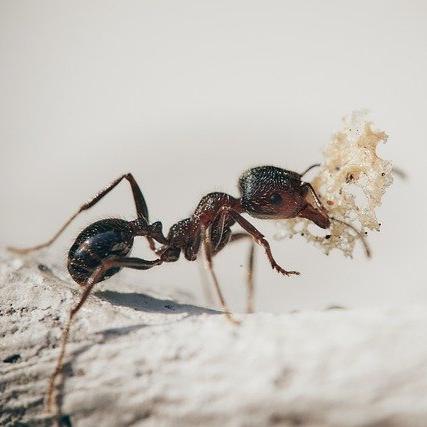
[45,255,162,414]
[225,208,300,277]
[8,173,153,254]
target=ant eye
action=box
[270,193,282,205]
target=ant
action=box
[8,164,370,413]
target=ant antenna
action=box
[303,182,371,258]
[300,163,321,177]
[330,217,372,258]
[391,166,407,180]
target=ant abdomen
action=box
[67,218,134,285]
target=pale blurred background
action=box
[1,0,426,313]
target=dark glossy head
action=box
[238,166,330,229]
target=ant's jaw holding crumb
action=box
[298,203,331,229]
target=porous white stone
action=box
[1,250,427,427]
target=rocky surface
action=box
[1,250,427,427]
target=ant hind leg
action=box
[8,173,150,254]
[45,255,162,414]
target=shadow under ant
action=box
[38,258,217,317]
[95,288,221,316]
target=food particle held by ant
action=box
[277,110,393,257]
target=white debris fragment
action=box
[277,111,393,257]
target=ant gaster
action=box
[8,164,369,413]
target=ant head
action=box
[238,166,330,229]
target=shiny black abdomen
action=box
[67,218,134,285]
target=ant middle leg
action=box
[8,173,151,254]
[200,226,240,325]
[45,255,162,414]
[227,233,256,313]
[199,231,255,312]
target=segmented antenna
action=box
[331,217,372,258]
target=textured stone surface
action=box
[1,250,427,427]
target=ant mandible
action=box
[8,164,369,413]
